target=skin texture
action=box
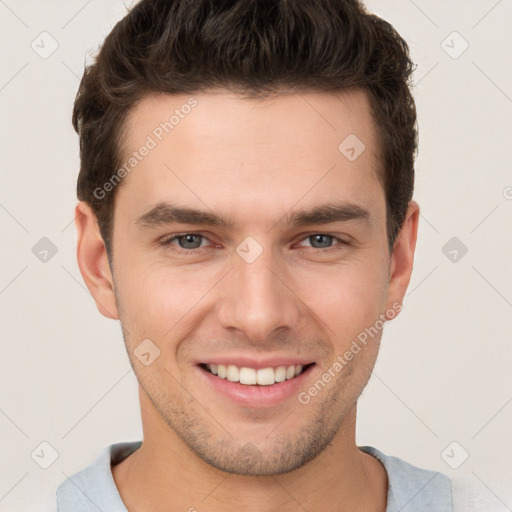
[75,89,419,512]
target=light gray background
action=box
[0,1,511,510]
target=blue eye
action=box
[161,233,210,250]
[296,234,348,253]
[303,234,335,249]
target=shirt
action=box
[56,441,455,511]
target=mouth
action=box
[199,362,315,386]
[196,357,317,407]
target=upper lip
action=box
[197,356,315,370]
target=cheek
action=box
[115,263,219,340]
[293,262,389,341]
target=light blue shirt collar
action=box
[57,441,453,511]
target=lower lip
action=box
[198,365,315,408]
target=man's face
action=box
[105,89,407,475]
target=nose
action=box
[216,244,302,344]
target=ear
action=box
[384,200,420,318]
[75,201,119,320]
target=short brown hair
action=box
[73,0,417,260]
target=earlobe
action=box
[385,200,420,318]
[75,201,119,320]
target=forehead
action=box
[123,88,378,155]
[114,89,384,228]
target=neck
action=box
[112,390,388,512]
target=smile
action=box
[201,363,314,386]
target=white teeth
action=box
[274,366,286,382]
[257,367,275,386]
[226,365,239,382]
[205,363,308,385]
[239,367,257,385]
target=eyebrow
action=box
[134,201,371,231]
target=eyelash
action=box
[159,232,349,255]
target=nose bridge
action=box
[216,240,300,341]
